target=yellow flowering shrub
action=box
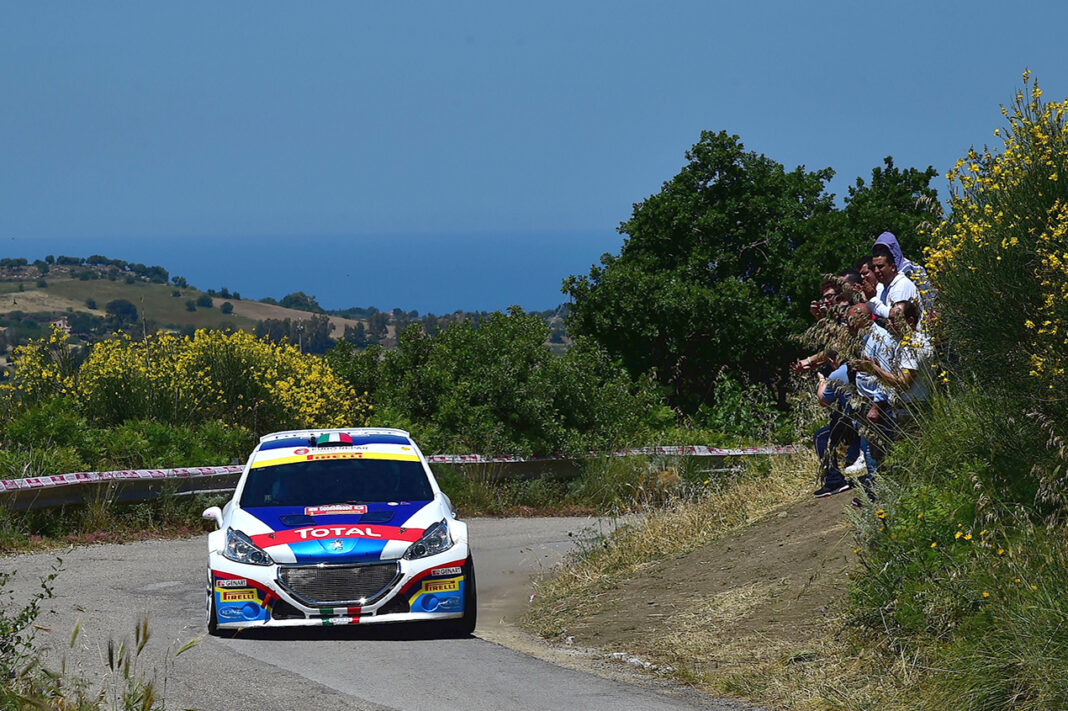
[925,71,1068,407]
[6,326,79,406]
[68,329,368,433]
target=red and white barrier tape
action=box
[424,444,797,464]
[0,466,245,494]
[0,445,797,494]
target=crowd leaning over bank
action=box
[791,231,936,506]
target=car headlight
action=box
[403,520,453,560]
[223,528,274,566]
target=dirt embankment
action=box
[521,489,860,707]
[560,497,854,662]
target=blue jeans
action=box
[814,408,857,489]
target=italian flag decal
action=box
[317,432,353,446]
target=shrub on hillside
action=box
[4,329,370,437]
[3,326,80,407]
[327,307,663,456]
[76,329,369,433]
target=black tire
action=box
[446,556,477,637]
[206,568,220,636]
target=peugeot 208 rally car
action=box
[202,428,475,634]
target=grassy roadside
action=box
[0,489,230,555]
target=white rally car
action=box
[202,428,475,635]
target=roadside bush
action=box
[926,71,1068,424]
[0,404,251,477]
[0,563,58,688]
[687,372,783,441]
[0,444,87,481]
[2,397,96,455]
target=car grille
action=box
[278,563,400,606]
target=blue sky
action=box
[2,2,1067,311]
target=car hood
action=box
[233,500,439,564]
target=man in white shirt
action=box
[869,243,920,321]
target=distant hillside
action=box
[0,255,570,363]
[0,274,366,331]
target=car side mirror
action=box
[202,506,223,528]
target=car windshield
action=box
[239,458,434,508]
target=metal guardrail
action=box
[0,445,798,511]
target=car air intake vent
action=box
[278,563,400,607]
[269,598,306,620]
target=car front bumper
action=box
[208,545,470,629]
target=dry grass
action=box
[523,453,925,710]
[527,453,813,606]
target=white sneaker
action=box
[843,454,867,475]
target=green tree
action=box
[105,299,139,325]
[279,291,324,313]
[841,156,940,261]
[343,322,368,348]
[564,131,836,412]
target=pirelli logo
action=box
[218,589,258,603]
[422,579,459,594]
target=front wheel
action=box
[445,556,477,637]
[206,569,234,637]
[206,568,220,636]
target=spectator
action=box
[835,269,871,476]
[838,268,865,303]
[873,231,936,313]
[792,278,850,375]
[855,299,933,433]
[846,302,896,497]
[812,347,872,499]
[808,277,843,320]
[869,243,920,320]
[853,256,878,301]
[812,354,856,498]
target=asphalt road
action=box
[2,518,753,711]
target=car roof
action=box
[258,427,411,443]
[254,428,412,451]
